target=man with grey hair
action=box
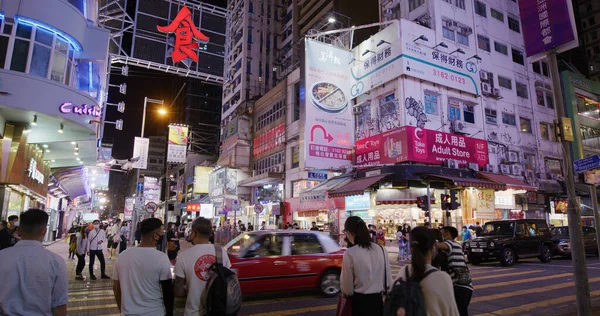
[174,217,231,316]
[0,209,68,316]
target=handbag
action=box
[336,295,352,316]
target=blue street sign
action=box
[573,155,600,173]
[137,182,144,192]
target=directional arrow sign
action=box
[310,125,334,143]
[573,155,600,173]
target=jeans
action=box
[88,250,106,277]
[454,286,473,316]
[75,253,86,275]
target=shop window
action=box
[15,23,32,39]
[498,76,512,89]
[424,92,439,115]
[516,82,529,99]
[520,117,532,133]
[485,108,497,125]
[540,122,550,140]
[477,34,490,52]
[502,112,516,126]
[291,234,323,254]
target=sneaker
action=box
[101,275,111,280]
[90,275,97,280]
[75,275,84,280]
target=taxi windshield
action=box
[224,232,259,256]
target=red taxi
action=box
[224,230,344,297]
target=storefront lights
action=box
[14,16,82,51]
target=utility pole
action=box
[548,51,592,316]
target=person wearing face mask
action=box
[0,215,20,249]
[112,218,174,316]
[87,219,110,280]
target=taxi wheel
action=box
[319,269,340,297]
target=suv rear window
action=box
[482,221,515,236]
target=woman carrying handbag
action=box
[339,216,392,316]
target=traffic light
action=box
[450,189,461,210]
[440,194,450,210]
[417,195,429,211]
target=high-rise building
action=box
[577,0,600,81]
[144,136,167,179]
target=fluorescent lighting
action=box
[71,141,76,145]
[328,17,336,23]
[51,159,55,162]
[74,152,79,156]
[42,144,48,148]
[45,149,51,153]
[58,123,64,134]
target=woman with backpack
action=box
[340,216,392,316]
[394,226,459,316]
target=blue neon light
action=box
[15,15,82,51]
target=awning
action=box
[538,180,564,194]
[424,174,506,190]
[53,167,90,199]
[299,175,352,203]
[238,172,284,187]
[328,175,388,198]
[375,189,432,205]
[478,172,537,191]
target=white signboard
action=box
[350,20,480,98]
[132,137,149,169]
[200,204,213,218]
[303,39,354,169]
[27,159,44,184]
[495,191,516,209]
[124,198,134,220]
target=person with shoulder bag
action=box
[385,226,459,316]
[339,216,392,316]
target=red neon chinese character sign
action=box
[157,6,209,63]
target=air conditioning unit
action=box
[451,21,460,29]
[480,71,489,81]
[273,164,284,173]
[484,164,495,172]
[511,164,523,176]
[508,152,519,163]
[461,26,473,35]
[444,159,458,169]
[481,82,492,94]
[445,20,458,30]
[450,120,466,133]
[468,162,479,171]
[525,170,535,179]
[499,164,510,174]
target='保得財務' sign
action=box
[518,0,575,58]
[355,126,488,167]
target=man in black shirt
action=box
[310,222,319,231]
[0,215,20,250]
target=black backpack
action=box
[383,267,436,316]
[203,245,242,316]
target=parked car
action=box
[224,230,344,297]
[464,219,553,266]
[551,226,598,257]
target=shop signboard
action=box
[307,170,328,181]
[187,203,200,212]
[350,20,480,98]
[495,191,516,209]
[167,125,189,163]
[131,137,149,169]
[345,192,371,211]
[475,189,495,218]
[517,0,577,58]
[303,39,353,169]
[124,198,134,220]
[193,166,211,193]
[253,123,285,155]
[59,102,101,117]
[355,125,488,167]
[200,204,213,218]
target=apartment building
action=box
[578,0,600,81]
[143,136,167,179]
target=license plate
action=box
[471,248,484,252]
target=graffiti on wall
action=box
[404,97,428,128]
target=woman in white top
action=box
[341,216,392,316]
[396,227,459,316]
[75,226,88,280]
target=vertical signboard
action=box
[124,197,134,220]
[303,39,353,169]
[167,125,189,163]
[143,177,161,206]
[518,0,578,59]
[132,137,149,169]
[193,166,211,194]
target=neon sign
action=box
[157,6,209,63]
[27,159,44,184]
[59,102,101,117]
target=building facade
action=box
[578,0,600,81]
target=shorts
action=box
[111,242,119,249]
[107,241,113,248]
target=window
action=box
[463,104,475,123]
[523,153,536,170]
[494,41,508,55]
[245,234,283,257]
[293,83,300,122]
[477,35,491,51]
[541,62,549,77]
[536,90,545,106]
[485,108,497,125]
[540,123,550,140]
[424,92,439,115]
[532,62,541,74]
[508,16,520,33]
[291,146,299,168]
[546,93,554,109]
[550,124,557,142]
[448,103,461,121]
[443,26,455,41]
[502,112,516,126]
[475,1,487,17]
[516,82,529,99]
[409,0,424,11]
[253,151,285,175]
[291,234,323,255]
[491,8,504,22]
[455,0,465,10]
[256,98,285,131]
[520,117,532,133]
[498,76,512,89]
[442,0,451,3]
[512,49,524,65]
[456,32,469,45]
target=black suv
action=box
[465,219,553,266]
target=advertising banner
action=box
[132,137,149,169]
[350,20,480,98]
[143,177,161,206]
[167,125,189,163]
[194,166,211,193]
[253,123,285,155]
[303,39,354,169]
[345,192,371,211]
[355,125,489,167]
[124,198,134,220]
[518,0,576,57]
[200,204,213,218]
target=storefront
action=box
[476,172,538,224]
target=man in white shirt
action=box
[112,218,174,316]
[175,217,231,316]
[88,219,110,280]
[0,209,68,316]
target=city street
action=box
[46,239,600,316]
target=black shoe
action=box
[75,275,84,280]
[101,275,110,279]
[90,275,97,280]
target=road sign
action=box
[137,182,144,192]
[135,196,145,210]
[573,155,600,173]
[254,204,263,214]
[145,202,158,214]
[232,200,240,211]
